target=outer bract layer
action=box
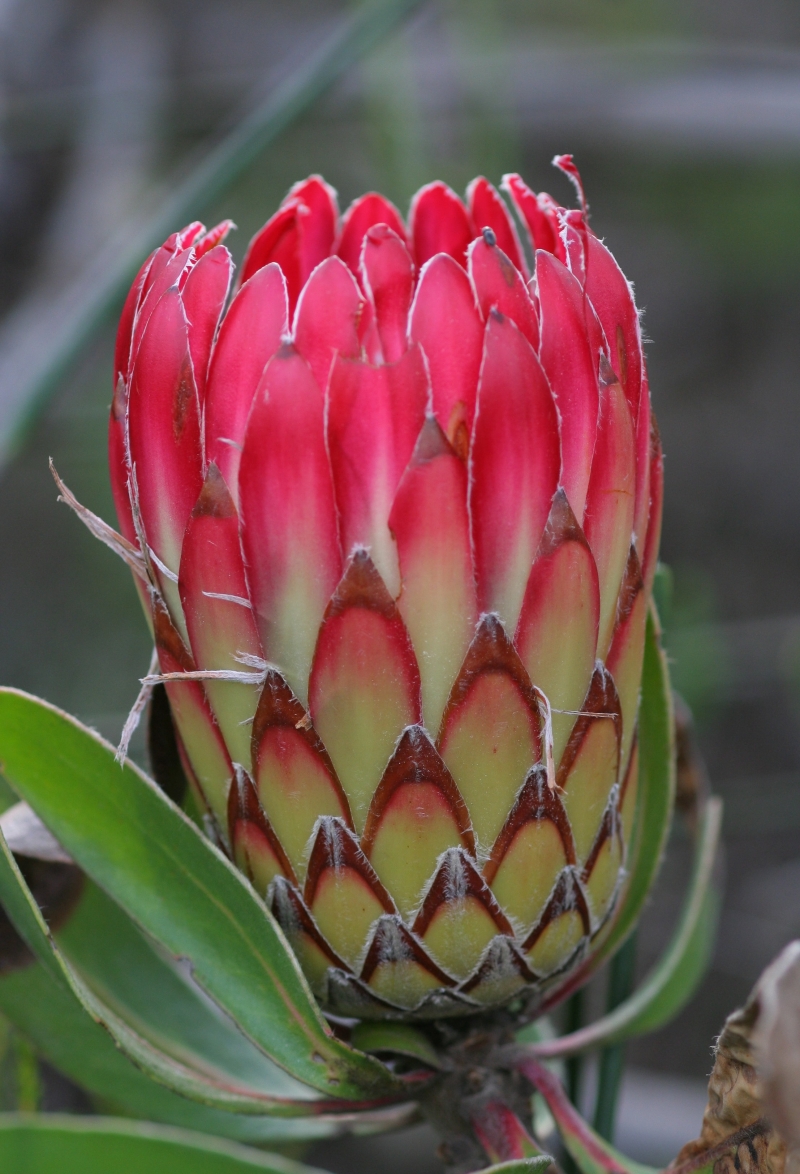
[109,164,662,1020]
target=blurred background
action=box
[0,0,798,1166]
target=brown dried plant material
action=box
[669,942,800,1174]
[753,943,800,1174]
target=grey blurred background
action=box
[0,0,798,1165]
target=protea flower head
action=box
[107,159,663,1020]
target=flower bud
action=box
[110,166,662,1018]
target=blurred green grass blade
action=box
[523,796,723,1059]
[0,688,401,1103]
[0,1114,333,1174]
[1,0,426,462]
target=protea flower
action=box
[106,159,662,1020]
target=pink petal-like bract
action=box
[109,164,661,1020]
[239,346,341,705]
[180,244,233,403]
[409,254,484,455]
[389,418,478,735]
[204,263,288,502]
[470,312,560,631]
[327,346,428,598]
[360,225,415,365]
[179,466,263,764]
[584,233,642,421]
[409,180,473,269]
[240,175,338,313]
[583,360,636,660]
[130,245,193,364]
[467,176,527,277]
[502,173,564,260]
[127,285,203,630]
[467,234,538,351]
[537,250,600,523]
[336,192,406,275]
[293,255,364,394]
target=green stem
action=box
[593,934,638,1142]
[2,0,427,462]
[562,988,586,1174]
[565,988,585,1107]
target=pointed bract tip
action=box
[552,154,587,214]
[411,415,456,465]
[397,722,434,757]
[536,487,589,558]
[599,352,621,389]
[192,463,236,519]
[326,549,396,619]
[365,222,402,246]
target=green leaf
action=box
[349,1023,443,1070]
[55,881,322,1105]
[521,796,723,1059]
[0,1113,334,1173]
[0,964,412,1145]
[596,604,676,962]
[0,961,356,1144]
[0,689,399,1102]
[0,818,334,1116]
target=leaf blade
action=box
[0,1114,337,1174]
[0,961,364,1143]
[0,688,399,1100]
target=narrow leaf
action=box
[0,958,357,1142]
[0,1115,343,1173]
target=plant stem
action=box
[593,933,638,1142]
[562,988,586,1174]
[565,988,585,1107]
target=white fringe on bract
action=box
[116,647,160,764]
[50,459,148,584]
[532,685,556,791]
[140,652,269,689]
[531,686,620,793]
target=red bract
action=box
[109,164,662,1019]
